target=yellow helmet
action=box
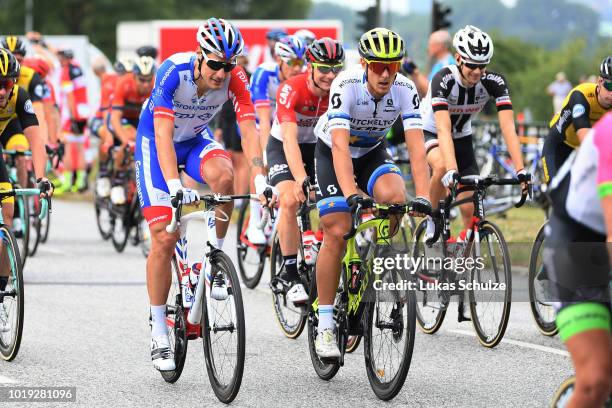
[358,27,404,62]
[1,36,26,56]
[0,48,20,79]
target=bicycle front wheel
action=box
[40,204,51,243]
[528,221,558,336]
[13,192,30,269]
[27,195,41,257]
[0,226,24,361]
[236,201,266,288]
[161,257,188,383]
[202,251,245,404]
[468,221,512,348]
[364,290,416,401]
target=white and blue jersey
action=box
[250,62,281,120]
[135,52,255,226]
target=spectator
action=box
[547,71,572,114]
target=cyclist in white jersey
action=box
[135,18,274,372]
[312,28,432,358]
[420,25,527,232]
[247,35,306,244]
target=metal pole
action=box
[375,0,381,26]
[25,0,33,32]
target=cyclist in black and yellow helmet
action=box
[0,49,52,228]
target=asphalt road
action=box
[0,199,574,407]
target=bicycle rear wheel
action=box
[412,219,448,334]
[528,221,558,336]
[306,271,340,381]
[468,221,512,348]
[364,289,416,400]
[94,195,112,241]
[270,231,307,339]
[161,257,188,383]
[0,226,24,361]
[236,201,266,288]
[111,205,130,253]
[202,251,245,403]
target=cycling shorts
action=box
[543,212,611,341]
[88,117,104,138]
[266,137,315,186]
[424,131,479,176]
[0,119,30,151]
[135,130,230,226]
[314,139,402,217]
[106,115,138,146]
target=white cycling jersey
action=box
[314,68,423,158]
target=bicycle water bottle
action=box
[348,260,364,294]
[181,273,194,308]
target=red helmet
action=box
[22,56,51,78]
[305,37,344,65]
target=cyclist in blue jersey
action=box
[135,18,274,372]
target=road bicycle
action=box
[4,150,33,268]
[0,185,50,362]
[412,174,530,348]
[161,191,246,403]
[307,198,423,400]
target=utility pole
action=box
[25,0,33,32]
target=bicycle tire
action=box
[236,200,266,289]
[13,191,30,269]
[40,205,51,243]
[363,290,416,400]
[111,205,130,253]
[468,221,512,348]
[26,195,41,257]
[345,334,362,353]
[0,226,24,361]
[412,219,448,334]
[306,270,340,381]
[270,231,307,339]
[528,221,558,336]
[161,257,188,383]
[94,196,112,241]
[202,251,245,404]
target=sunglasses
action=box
[463,62,488,71]
[312,62,343,75]
[202,53,236,73]
[283,58,305,68]
[364,59,401,76]
[136,75,153,83]
[603,80,612,92]
[0,79,14,90]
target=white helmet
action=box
[295,29,316,45]
[133,56,156,76]
[453,25,494,64]
[274,35,306,60]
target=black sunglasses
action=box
[463,62,488,70]
[205,58,236,73]
[603,80,612,92]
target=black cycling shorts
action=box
[222,124,243,152]
[543,212,611,313]
[266,137,315,186]
[541,129,574,184]
[106,115,139,146]
[424,131,479,176]
[314,140,402,217]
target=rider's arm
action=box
[430,69,457,172]
[250,67,273,152]
[594,118,612,241]
[154,117,180,182]
[110,79,130,144]
[61,67,78,121]
[276,82,306,183]
[28,73,48,144]
[331,128,359,197]
[567,91,593,144]
[17,90,47,179]
[231,67,266,179]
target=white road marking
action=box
[448,329,570,357]
[38,247,69,256]
[0,374,17,384]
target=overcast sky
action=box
[311,0,517,14]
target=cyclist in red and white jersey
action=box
[268,38,345,304]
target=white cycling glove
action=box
[254,174,278,197]
[442,169,458,188]
[167,179,200,205]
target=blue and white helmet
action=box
[274,35,306,60]
[197,18,244,60]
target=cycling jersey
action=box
[420,65,512,138]
[97,72,119,119]
[0,86,38,136]
[112,74,150,120]
[60,60,90,121]
[138,52,254,143]
[314,68,422,159]
[270,73,329,144]
[17,65,49,103]
[250,62,280,119]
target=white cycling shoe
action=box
[286,283,308,304]
[246,223,267,245]
[151,335,175,372]
[210,273,229,301]
[110,186,126,205]
[96,177,111,198]
[315,328,341,359]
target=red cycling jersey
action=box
[112,74,152,120]
[270,73,330,144]
[97,72,119,119]
[60,60,90,121]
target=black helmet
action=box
[600,56,612,80]
[1,36,26,56]
[306,37,345,65]
[136,45,158,59]
[58,48,74,59]
[0,48,20,79]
